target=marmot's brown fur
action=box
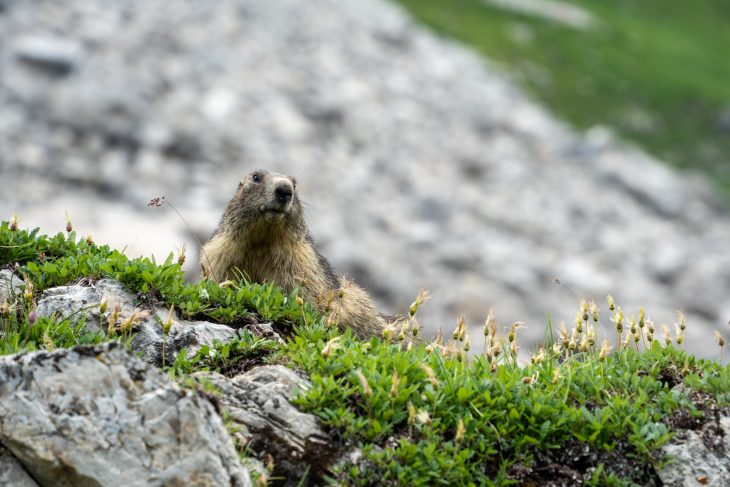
[201,170,388,339]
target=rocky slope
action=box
[1,269,729,486]
[1,0,729,356]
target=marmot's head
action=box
[219,169,306,239]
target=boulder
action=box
[0,342,250,487]
[196,365,335,483]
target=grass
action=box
[391,0,730,198]
[2,221,730,485]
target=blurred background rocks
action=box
[1,0,728,358]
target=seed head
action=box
[416,409,431,425]
[580,298,589,322]
[590,301,599,323]
[559,321,569,344]
[65,212,73,233]
[120,308,151,333]
[99,298,108,315]
[43,333,55,351]
[419,363,439,388]
[552,367,561,384]
[148,196,166,207]
[483,308,496,337]
[674,323,684,345]
[715,331,725,348]
[163,304,175,334]
[662,325,671,346]
[390,370,400,398]
[23,279,34,303]
[455,418,465,443]
[355,370,372,398]
[586,323,596,347]
[177,243,187,266]
[86,231,94,246]
[454,315,467,341]
[638,306,646,328]
[107,302,120,336]
[612,308,623,333]
[622,331,632,348]
[9,213,19,231]
[408,289,430,317]
[531,347,545,364]
[607,294,615,311]
[407,401,417,425]
[598,339,612,361]
[677,310,686,331]
[321,336,341,358]
[491,341,502,358]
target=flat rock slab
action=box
[0,342,250,487]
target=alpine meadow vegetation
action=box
[2,219,729,485]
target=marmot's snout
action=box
[274,181,293,205]
[261,175,296,219]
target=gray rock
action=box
[657,416,730,487]
[0,446,40,487]
[195,366,334,482]
[645,244,686,284]
[13,35,82,75]
[34,278,238,365]
[0,342,250,487]
[0,269,23,304]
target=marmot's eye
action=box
[252,173,262,183]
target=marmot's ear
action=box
[238,179,244,189]
[292,177,297,189]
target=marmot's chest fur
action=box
[201,170,387,339]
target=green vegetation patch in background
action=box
[391,0,730,198]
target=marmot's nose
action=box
[275,183,293,203]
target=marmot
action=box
[201,169,390,339]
